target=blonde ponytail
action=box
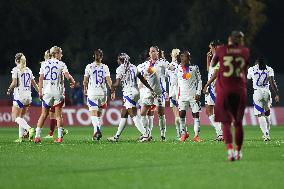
[15,53,26,71]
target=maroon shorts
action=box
[214,89,247,123]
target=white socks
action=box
[133,116,147,135]
[148,116,154,132]
[141,116,149,131]
[97,117,102,131]
[179,118,186,135]
[258,116,269,136]
[35,127,42,138]
[115,118,127,137]
[175,117,181,138]
[15,117,31,130]
[159,115,166,137]
[208,114,223,136]
[193,117,200,136]
[19,126,25,138]
[91,116,99,134]
[58,127,63,138]
[265,115,271,130]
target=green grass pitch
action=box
[0,126,284,189]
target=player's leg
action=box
[222,121,234,161]
[173,106,181,139]
[206,104,223,140]
[87,96,103,141]
[156,96,166,141]
[140,97,154,135]
[34,106,50,143]
[179,100,189,141]
[170,96,181,139]
[179,109,188,142]
[229,92,246,161]
[234,121,244,160]
[265,110,271,131]
[108,108,128,141]
[190,97,202,142]
[253,90,270,140]
[147,107,155,133]
[54,105,64,143]
[128,107,148,137]
[19,105,35,141]
[12,104,25,142]
[44,107,56,138]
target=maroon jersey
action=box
[213,44,250,123]
[213,44,250,91]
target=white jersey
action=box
[116,63,138,96]
[166,61,179,97]
[176,64,202,98]
[11,65,34,98]
[140,59,168,97]
[84,62,110,96]
[39,58,68,95]
[247,64,274,91]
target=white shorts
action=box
[42,93,64,108]
[123,91,139,109]
[205,85,216,106]
[253,89,271,115]
[178,96,201,113]
[13,96,32,109]
[87,95,107,111]
[141,94,165,107]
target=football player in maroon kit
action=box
[212,31,250,161]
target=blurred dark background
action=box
[1,0,283,105]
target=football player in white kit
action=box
[203,41,223,141]
[140,46,168,141]
[83,49,112,141]
[41,50,68,139]
[107,53,155,142]
[247,57,280,141]
[7,53,39,142]
[177,51,202,142]
[166,48,181,139]
[137,58,156,135]
[34,46,75,143]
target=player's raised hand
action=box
[275,95,280,103]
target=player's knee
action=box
[179,111,186,118]
[192,112,199,118]
[265,110,270,116]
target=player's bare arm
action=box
[6,78,17,95]
[137,72,155,94]
[38,74,44,99]
[195,67,202,101]
[269,76,280,103]
[106,76,112,89]
[83,76,89,96]
[203,69,218,94]
[110,78,120,100]
[64,72,75,88]
[31,79,39,93]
